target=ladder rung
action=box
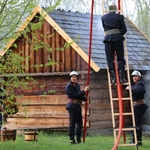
[112,97,131,101]
[110,82,129,86]
[121,82,129,85]
[118,143,137,147]
[114,128,135,131]
[114,112,133,116]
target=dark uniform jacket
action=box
[132,80,149,112]
[101,12,127,43]
[131,81,146,102]
[66,81,86,112]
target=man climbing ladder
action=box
[101,1,138,150]
[101,3,127,84]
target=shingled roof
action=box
[49,9,150,71]
[1,6,150,71]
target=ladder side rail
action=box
[101,0,138,149]
[112,54,124,150]
[124,36,138,146]
[107,69,116,140]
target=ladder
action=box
[101,0,138,149]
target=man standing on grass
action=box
[66,71,90,144]
[126,70,149,146]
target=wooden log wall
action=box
[4,95,89,129]
[3,69,132,134]
[86,70,132,135]
[2,16,131,134]
[3,17,89,130]
[8,18,87,73]
[3,75,89,130]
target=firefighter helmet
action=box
[131,70,142,77]
[70,71,79,78]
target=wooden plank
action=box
[49,24,53,72]
[21,37,25,70]
[64,40,71,71]
[55,32,60,72]
[77,52,81,70]
[89,111,112,122]
[51,27,56,72]
[0,71,90,77]
[81,57,87,71]
[90,121,112,129]
[18,105,68,113]
[29,32,35,73]
[24,36,29,73]
[13,111,65,118]
[16,95,68,105]
[71,47,77,69]
[17,105,87,114]
[3,118,89,129]
[60,38,65,71]
[14,76,85,95]
[42,19,50,72]
[9,112,69,118]
[35,26,42,73]
[89,102,111,110]
[4,118,69,127]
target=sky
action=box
[39,0,137,20]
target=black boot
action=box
[70,139,77,145]
[119,70,127,84]
[137,141,142,146]
[76,137,81,144]
[130,135,135,144]
[109,70,116,85]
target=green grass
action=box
[0,132,150,150]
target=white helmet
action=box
[131,70,142,77]
[70,71,79,78]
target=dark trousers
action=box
[132,104,148,142]
[104,41,125,71]
[68,109,82,140]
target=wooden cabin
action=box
[0,6,150,135]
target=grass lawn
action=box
[0,131,150,150]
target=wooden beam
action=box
[0,71,93,77]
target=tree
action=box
[134,0,150,38]
[0,0,35,46]
[0,0,37,114]
[0,0,62,115]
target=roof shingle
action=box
[49,10,150,71]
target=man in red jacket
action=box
[66,71,90,144]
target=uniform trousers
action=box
[132,104,148,142]
[104,41,125,71]
[68,109,82,140]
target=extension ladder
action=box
[101,0,138,149]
